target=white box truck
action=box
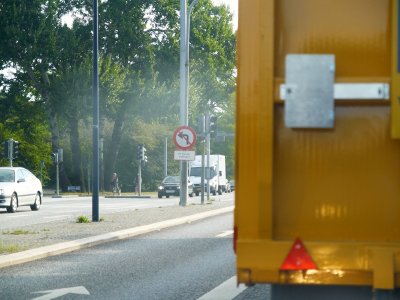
[189,155,227,196]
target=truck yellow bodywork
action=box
[235,0,400,289]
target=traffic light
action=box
[12,141,19,159]
[51,152,58,164]
[136,144,148,162]
[3,140,9,158]
[209,115,217,137]
[141,145,146,161]
[136,145,142,160]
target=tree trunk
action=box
[104,103,127,191]
[68,115,84,191]
[100,116,105,191]
[44,94,71,191]
[27,67,71,191]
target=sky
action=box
[212,0,238,30]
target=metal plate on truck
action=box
[284,54,335,128]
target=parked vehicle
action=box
[0,167,43,213]
[189,155,227,196]
[158,176,193,198]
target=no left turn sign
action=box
[173,126,197,150]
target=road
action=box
[0,193,233,229]
[0,212,270,300]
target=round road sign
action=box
[173,126,197,150]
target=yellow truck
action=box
[235,0,400,298]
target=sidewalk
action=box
[0,200,234,269]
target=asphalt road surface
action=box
[0,212,270,300]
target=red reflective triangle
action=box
[280,238,317,270]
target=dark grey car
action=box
[158,176,193,198]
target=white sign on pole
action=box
[174,150,195,161]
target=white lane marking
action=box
[43,215,72,219]
[6,214,31,218]
[197,276,247,300]
[216,230,233,237]
[32,286,90,300]
[44,205,90,208]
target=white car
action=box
[0,167,43,213]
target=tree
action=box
[0,0,80,188]
[0,78,51,177]
[0,0,237,192]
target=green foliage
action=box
[0,81,51,180]
[0,0,236,191]
[76,215,91,223]
[0,242,21,254]
[190,0,236,110]
[2,229,36,235]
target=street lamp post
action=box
[164,137,168,177]
[186,0,199,104]
[179,0,199,207]
[92,0,100,221]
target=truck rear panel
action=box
[235,0,400,290]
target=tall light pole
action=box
[186,0,199,103]
[92,0,100,221]
[179,0,199,207]
[164,137,168,177]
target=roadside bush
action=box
[76,215,91,223]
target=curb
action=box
[0,206,234,269]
